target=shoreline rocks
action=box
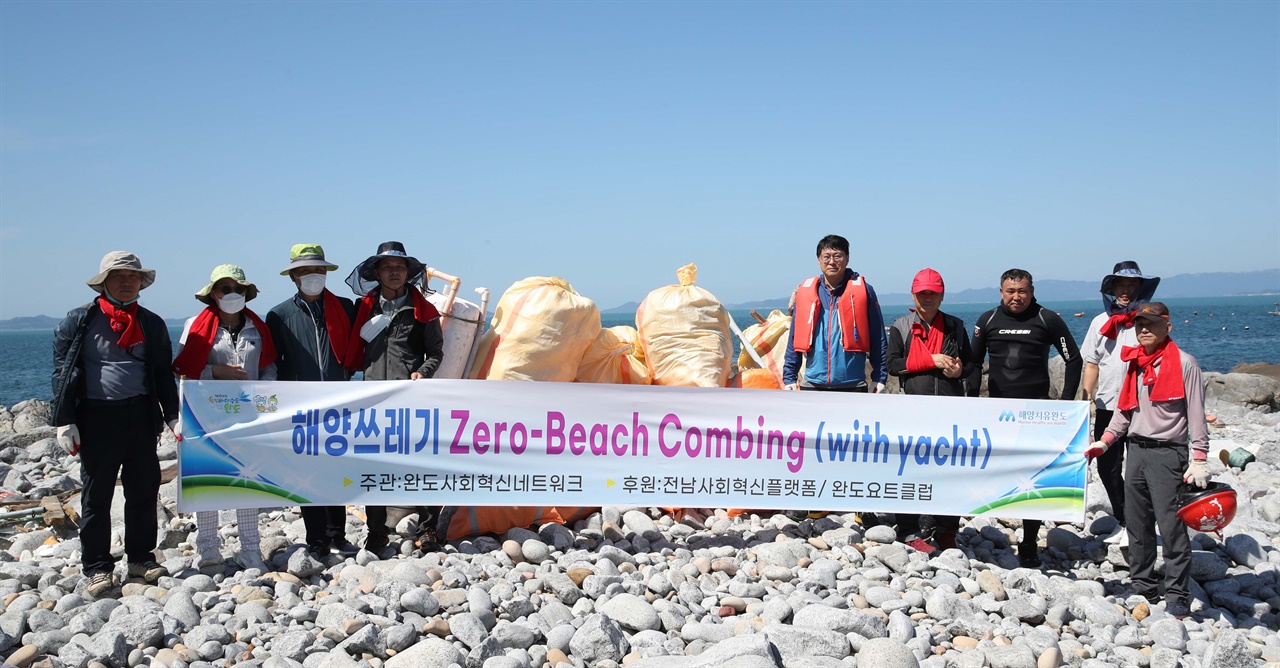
[0,396,1276,668]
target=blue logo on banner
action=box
[999,411,1016,422]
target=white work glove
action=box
[166,419,182,442]
[57,425,80,456]
[783,383,798,391]
[1084,441,1108,461]
[1183,460,1209,488]
[872,382,886,394]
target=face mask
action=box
[103,292,138,307]
[217,293,246,314]
[299,274,326,297]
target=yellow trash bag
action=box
[468,277,601,381]
[576,326,652,385]
[737,309,791,384]
[637,264,733,387]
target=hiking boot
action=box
[234,549,268,573]
[331,537,359,556]
[127,560,168,583]
[363,532,389,557]
[1166,599,1191,619]
[307,542,330,561]
[86,571,117,597]
[195,545,223,570]
[416,528,441,553]
[1017,540,1040,568]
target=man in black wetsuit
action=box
[972,268,1082,567]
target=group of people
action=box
[782,235,1210,617]
[49,236,1211,618]
[51,242,446,596]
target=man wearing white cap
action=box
[51,251,179,596]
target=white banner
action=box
[178,380,1090,522]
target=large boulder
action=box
[1203,372,1280,413]
[1231,362,1280,382]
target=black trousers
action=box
[79,396,161,573]
[302,506,346,547]
[367,505,442,540]
[1094,408,1127,524]
[1125,441,1191,605]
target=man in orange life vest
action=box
[783,235,888,393]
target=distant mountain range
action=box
[4,269,1276,328]
[601,269,1280,313]
[0,315,190,332]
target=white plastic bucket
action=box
[427,292,483,379]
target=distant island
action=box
[602,268,1279,314]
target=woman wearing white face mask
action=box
[173,264,277,572]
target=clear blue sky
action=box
[2,2,1277,320]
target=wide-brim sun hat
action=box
[280,243,339,275]
[345,241,428,295]
[1100,260,1160,301]
[86,251,156,293]
[195,264,259,305]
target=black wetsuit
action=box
[972,301,1081,401]
[971,300,1082,559]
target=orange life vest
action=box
[792,274,871,354]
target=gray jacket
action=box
[361,303,444,381]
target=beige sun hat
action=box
[195,264,259,305]
[280,243,339,275]
[86,251,156,293]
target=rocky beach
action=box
[0,369,1276,668]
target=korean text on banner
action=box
[178,380,1090,522]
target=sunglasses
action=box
[216,285,247,295]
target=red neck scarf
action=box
[172,306,278,379]
[317,289,353,367]
[1117,338,1184,411]
[343,288,440,371]
[905,312,946,373]
[1099,311,1135,340]
[96,296,144,349]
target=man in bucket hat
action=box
[1086,302,1208,619]
[344,241,444,556]
[51,251,179,596]
[265,244,358,558]
[1080,261,1161,546]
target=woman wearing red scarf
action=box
[173,264,277,573]
[1085,302,1210,619]
[886,268,978,553]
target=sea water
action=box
[3,295,1276,407]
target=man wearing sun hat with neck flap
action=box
[343,241,445,556]
[1086,301,1208,619]
[266,243,358,558]
[51,251,180,597]
[1080,261,1161,546]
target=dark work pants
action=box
[302,506,346,547]
[79,396,161,573]
[1094,409,1127,524]
[1125,441,1191,605]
